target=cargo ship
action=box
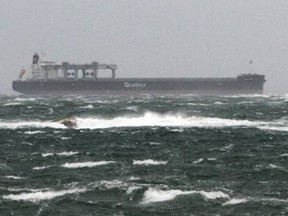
[12,53,266,95]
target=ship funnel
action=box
[32,53,39,64]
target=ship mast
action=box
[249,59,253,74]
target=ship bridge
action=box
[28,53,117,80]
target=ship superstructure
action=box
[26,53,117,80]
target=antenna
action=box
[249,59,253,74]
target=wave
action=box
[258,125,288,132]
[3,188,86,202]
[61,161,116,169]
[74,112,258,129]
[223,198,248,206]
[223,196,288,206]
[224,94,271,98]
[125,106,138,111]
[3,102,23,106]
[141,188,230,204]
[4,176,25,180]
[100,180,124,189]
[2,111,288,131]
[127,186,142,195]
[133,159,168,166]
[41,153,54,157]
[141,187,288,206]
[42,151,78,157]
[33,165,53,170]
[14,97,39,102]
[0,121,66,129]
[141,188,191,204]
[79,104,94,109]
[24,130,45,134]
[193,158,204,164]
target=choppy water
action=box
[1,94,288,215]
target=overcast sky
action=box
[1,0,288,94]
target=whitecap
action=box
[3,102,22,106]
[258,126,288,132]
[261,197,288,203]
[149,142,161,145]
[57,151,79,157]
[42,151,79,157]
[223,198,248,206]
[193,158,204,164]
[199,190,230,200]
[80,104,94,109]
[141,188,193,204]
[214,102,225,105]
[74,112,262,129]
[33,165,52,170]
[14,97,38,102]
[268,164,279,169]
[4,176,25,180]
[141,188,230,204]
[24,131,45,134]
[169,128,184,132]
[20,142,33,146]
[133,159,168,166]
[0,111,280,130]
[60,137,72,140]
[129,176,140,181]
[224,94,270,98]
[61,161,116,168]
[126,186,142,195]
[41,153,54,157]
[3,188,86,202]
[7,188,41,192]
[0,121,66,129]
[100,180,124,189]
[220,144,234,151]
[125,106,138,111]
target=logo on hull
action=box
[124,82,146,88]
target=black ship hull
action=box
[12,76,265,95]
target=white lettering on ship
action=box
[124,82,146,88]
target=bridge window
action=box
[67,69,76,78]
[84,69,94,78]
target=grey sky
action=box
[1,0,288,94]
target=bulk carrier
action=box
[12,53,266,95]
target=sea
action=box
[1,94,288,216]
